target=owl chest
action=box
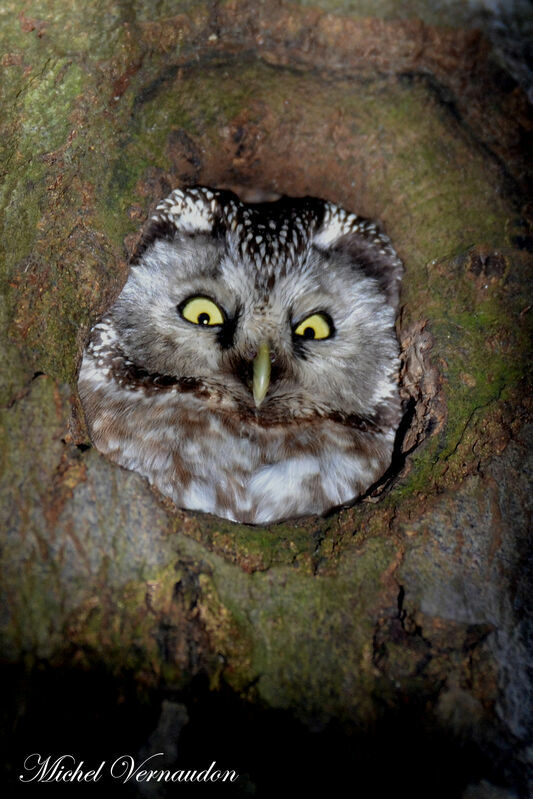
[101,388,385,524]
[173,412,330,523]
[138,402,375,523]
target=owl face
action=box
[79,187,403,524]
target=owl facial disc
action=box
[78,185,403,524]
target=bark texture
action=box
[1,2,532,796]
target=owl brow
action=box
[209,248,227,275]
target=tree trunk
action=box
[1,2,531,796]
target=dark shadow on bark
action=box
[2,663,526,798]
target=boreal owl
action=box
[78,186,403,524]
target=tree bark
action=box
[1,2,531,796]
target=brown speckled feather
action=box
[78,187,402,524]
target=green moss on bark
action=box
[0,3,531,780]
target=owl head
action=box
[110,186,402,427]
[80,186,403,523]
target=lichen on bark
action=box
[1,1,531,796]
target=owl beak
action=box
[252,339,271,408]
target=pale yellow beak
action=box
[252,340,271,408]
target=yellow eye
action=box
[293,313,332,340]
[179,296,225,326]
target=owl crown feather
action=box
[131,186,402,304]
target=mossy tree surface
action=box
[1,1,531,795]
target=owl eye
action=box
[179,296,225,327]
[293,313,333,340]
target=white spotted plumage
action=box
[78,186,403,524]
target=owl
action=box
[78,186,403,525]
